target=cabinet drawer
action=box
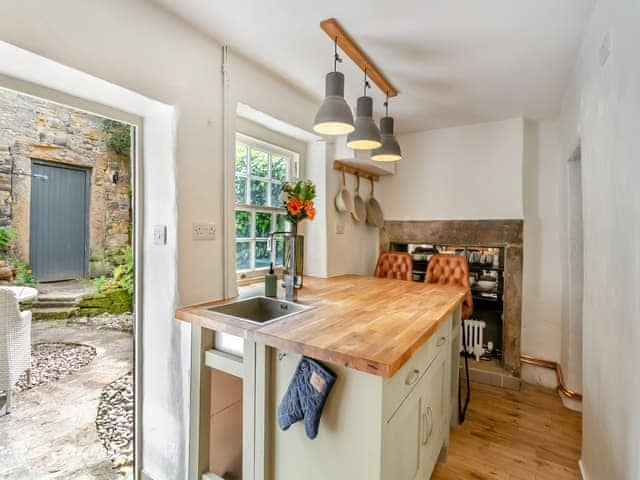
[383,316,451,421]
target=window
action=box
[235,134,299,275]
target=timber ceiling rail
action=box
[320,18,398,98]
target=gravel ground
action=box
[15,342,97,391]
[96,372,134,478]
[68,312,133,333]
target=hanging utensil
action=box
[366,177,384,228]
[351,174,366,222]
[335,169,354,214]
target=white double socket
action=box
[193,222,216,240]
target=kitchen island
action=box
[177,275,467,480]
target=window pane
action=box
[235,210,251,238]
[235,176,247,204]
[236,242,251,271]
[250,179,268,206]
[255,241,271,269]
[236,143,248,173]
[250,148,268,177]
[271,155,288,181]
[275,239,285,266]
[276,213,287,232]
[270,182,282,208]
[255,212,272,238]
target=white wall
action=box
[521,120,568,388]
[558,0,640,478]
[0,1,319,478]
[326,137,381,276]
[378,116,575,390]
[379,118,524,221]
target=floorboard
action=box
[432,382,582,480]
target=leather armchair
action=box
[425,254,473,319]
[374,252,413,281]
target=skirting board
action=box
[579,459,588,480]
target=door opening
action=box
[0,84,138,479]
[566,145,584,394]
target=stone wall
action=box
[381,219,524,376]
[0,87,131,276]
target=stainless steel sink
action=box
[208,296,312,357]
[208,296,311,324]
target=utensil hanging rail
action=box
[332,159,391,182]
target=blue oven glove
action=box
[277,356,336,439]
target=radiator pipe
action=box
[520,354,582,401]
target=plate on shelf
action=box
[474,280,497,291]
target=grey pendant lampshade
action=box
[346,96,382,150]
[371,116,401,161]
[313,71,355,136]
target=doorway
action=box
[566,145,584,392]
[0,84,138,479]
[29,161,89,281]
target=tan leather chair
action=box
[425,254,473,319]
[374,252,413,281]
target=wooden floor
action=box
[432,382,582,480]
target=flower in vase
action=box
[287,197,304,216]
[303,200,316,220]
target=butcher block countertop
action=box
[176,275,467,377]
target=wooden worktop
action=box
[176,275,466,377]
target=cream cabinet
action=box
[381,342,448,480]
[189,310,459,480]
[266,316,453,480]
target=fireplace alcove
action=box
[380,219,523,388]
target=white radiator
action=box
[460,319,486,362]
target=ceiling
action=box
[152,0,595,134]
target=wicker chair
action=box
[0,288,31,413]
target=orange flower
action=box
[303,201,316,220]
[287,197,303,216]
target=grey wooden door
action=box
[30,161,89,282]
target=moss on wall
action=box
[78,287,132,316]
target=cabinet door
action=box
[419,351,447,478]
[381,382,425,480]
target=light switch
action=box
[152,225,166,245]
[335,221,345,235]
[193,222,216,240]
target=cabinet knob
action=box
[436,336,446,347]
[405,368,420,386]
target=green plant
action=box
[101,246,133,296]
[102,119,132,157]
[0,226,15,258]
[93,275,108,291]
[8,258,36,285]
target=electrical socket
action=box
[193,222,216,240]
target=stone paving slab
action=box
[0,320,133,479]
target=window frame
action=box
[235,133,299,279]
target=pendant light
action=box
[371,93,401,162]
[313,37,355,136]
[346,69,382,150]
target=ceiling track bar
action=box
[320,18,398,98]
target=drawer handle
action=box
[436,336,446,347]
[421,411,429,445]
[405,369,420,386]
[427,406,433,441]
